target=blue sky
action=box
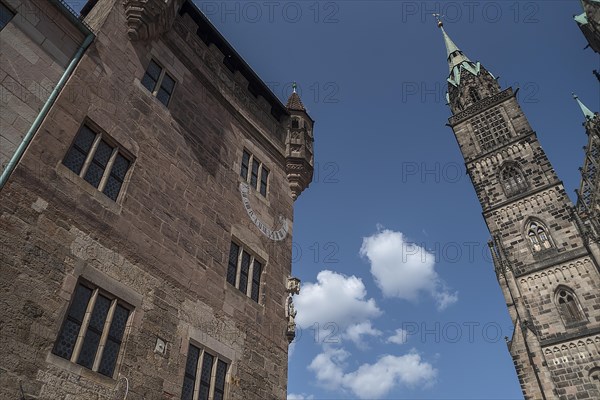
[69,1,599,399]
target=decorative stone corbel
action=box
[123,0,186,41]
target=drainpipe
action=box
[0,13,94,189]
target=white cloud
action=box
[295,270,382,337]
[360,228,458,310]
[287,394,314,400]
[308,347,437,399]
[344,321,382,348]
[387,328,409,345]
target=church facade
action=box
[0,0,313,399]
[436,17,600,400]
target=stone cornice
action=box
[448,88,514,126]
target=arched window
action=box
[555,287,586,325]
[469,88,481,103]
[291,117,300,129]
[526,220,553,252]
[500,163,528,197]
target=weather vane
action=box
[433,13,444,28]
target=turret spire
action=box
[573,93,596,120]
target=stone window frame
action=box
[226,240,265,304]
[181,342,231,400]
[62,121,134,203]
[141,58,177,107]
[523,218,555,253]
[553,285,587,327]
[498,161,529,198]
[51,279,134,380]
[0,0,15,31]
[240,148,269,197]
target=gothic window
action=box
[63,124,132,202]
[181,343,228,400]
[226,241,263,303]
[500,163,528,197]
[0,1,14,31]
[53,282,132,378]
[555,287,586,325]
[526,220,553,252]
[141,59,176,106]
[291,117,300,129]
[239,149,269,197]
[469,88,481,103]
[472,107,511,151]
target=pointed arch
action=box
[469,87,481,103]
[588,367,600,389]
[554,286,587,326]
[524,218,554,252]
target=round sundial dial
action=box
[239,182,289,241]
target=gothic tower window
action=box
[291,117,301,129]
[500,163,528,197]
[471,107,511,151]
[589,368,600,389]
[469,87,481,103]
[526,220,553,252]
[555,287,586,325]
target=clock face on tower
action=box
[239,182,289,241]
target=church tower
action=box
[436,20,600,399]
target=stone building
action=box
[436,19,600,399]
[0,0,314,399]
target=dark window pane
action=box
[52,285,93,360]
[111,154,130,181]
[94,140,114,167]
[74,126,96,153]
[240,151,250,179]
[53,319,82,360]
[77,295,111,369]
[102,176,123,201]
[108,305,129,342]
[98,339,119,377]
[77,329,101,369]
[63,148,88,175]
[227,243,239,286]
[251,261,262,302]
[142,60,161,92]
[161,74,176,94]
[69,285,93,322]
[0,3,14,30]
[239,251,250,295]
[181,377,196,400]
[260,168,269,196]
[250,159,259,189]
[156,87,171,106]
[199,353,214,400]
[84,163,104,188]
[214,359,227,397]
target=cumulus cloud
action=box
[287,394,314,400]
[360,228,458,310]
[294,270,382,338]
[343,321,382,348]
[387,328,409,345]
[308,347,437,399]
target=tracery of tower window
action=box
[555,287,586,326]
[500,163,528,198]
[469,87,481,104]
[526,221,554,252]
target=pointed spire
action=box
[435,15,471,72]
[573,93,596,120]
[286,82,306,112]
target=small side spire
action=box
[573,93,596,120]
[286,82,306,112]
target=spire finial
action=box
[572,93,596,121]
[433,13,444,28]
[292,82,297,93]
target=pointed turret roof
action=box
[286,83,306,112]
[435,18,483,87]
[573,93,596,120]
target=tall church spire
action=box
[436,16,471,72]
[573,93,596,120]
